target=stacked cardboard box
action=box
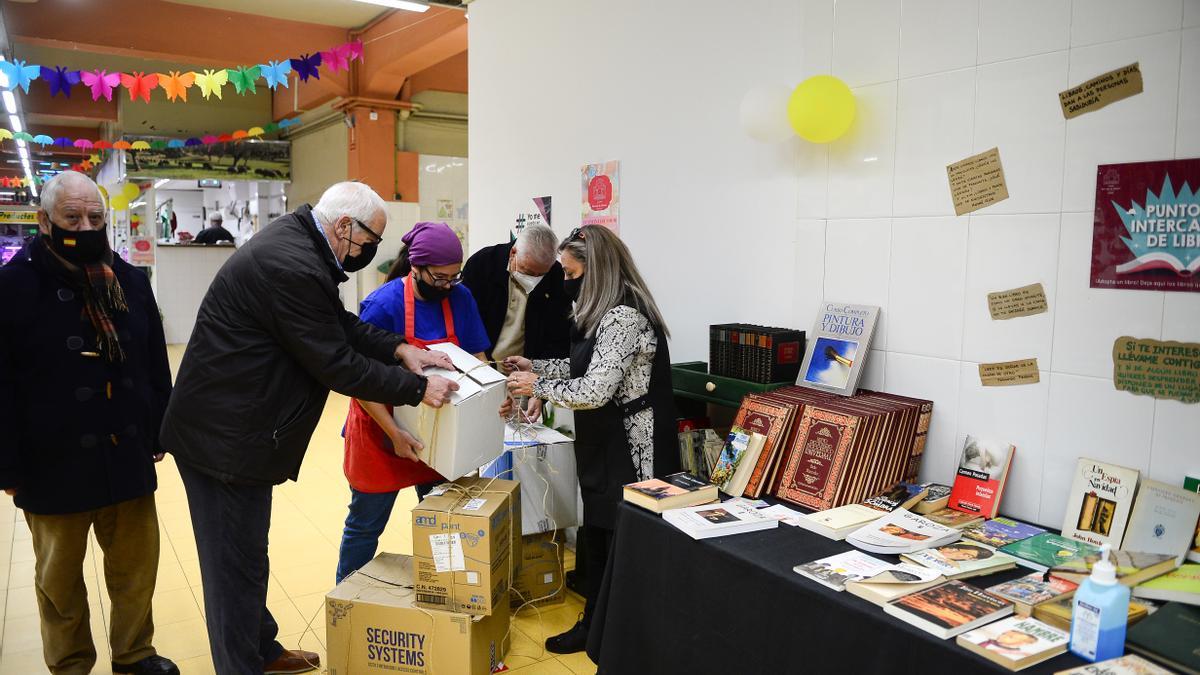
[511,531,567,610]
[326,553,510,675]
[411,476,520,615]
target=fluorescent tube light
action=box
[154,178,171,189]
[2,91,16,114]
[352,0,429,12]
[18,147,28,160]
[8,114,22,132]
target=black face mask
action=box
[45,220,109,266]
[415,271,453,302]
[342,240,377,273]
[563,275,584,302]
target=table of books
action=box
[586,501,1091,675]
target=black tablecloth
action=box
[587,502,1089,675]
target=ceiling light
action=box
[351,0,429,12]
[2,91,16,114]
[8,114,22,132]
[18,147,28,160]
[28,182,37,198]
[15,139,26,150]
[154,178,170,189]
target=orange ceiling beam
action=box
[19,86,119,125]
[357,9,466,98]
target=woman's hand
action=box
[499,396,544,422]
[389,427,424,462]
[502,356,533,373]
[506,371,538,397]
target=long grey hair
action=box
[559,225,669,339]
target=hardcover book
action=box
[732,396,797,498]
[963,518,1048,550]
[999,533,1100,573]
[795,301,880,397]
[884,580,1014,639]
[1125,601,1200,674]
[1060,458,1141,550]
[1052,654,1173,675]
[1187,476,1200,564]
[1122,479,1200,564]
[1050,549,1178,587]
[988,573,1079,616]
[956,616,1069,671]
[915,483,953,515]
[901,541,1018,580]
[775,406,860,510]
[1130,563,1199,605]
[792,550,892,592]
[948,436,1015,519]
[622,472,718,513]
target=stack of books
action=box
[708,323,806,383]
[727,386,934,509]
[846,509,961,555]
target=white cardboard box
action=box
[394,343,507,481]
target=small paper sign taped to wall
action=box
[1112,336,1200,404]
[988,283,1049,320]
[979,358,1041,386]
[1059,62,1143,120]
[947,147,1009,216]
[430,533,466,573]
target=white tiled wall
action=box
[799,0,1200,526]
[469,0,1200,528]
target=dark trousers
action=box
[580,524,613,627]
[335,481,439,584]
[177,461,284,674]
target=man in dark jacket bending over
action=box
[160,181,457,674]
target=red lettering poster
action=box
[1091,158,1200,293]
[581,160,619,233]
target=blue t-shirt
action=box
[360,277,491,356]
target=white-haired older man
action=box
[0,171,178,675]
[160,182,458,674]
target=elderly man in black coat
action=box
[0,171,178,675]
[160,181,458,675]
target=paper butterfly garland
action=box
[0,59,41,94]
[157,71,196,102]
[80,70,122,102]
[259,60,292,90]
[119,72,160,103]
[289,53,322,82]
[194,69,229,100]
[40,66,81,98]
[226,66,261,95]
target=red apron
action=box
[343,274,456,492]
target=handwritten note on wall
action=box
[979,359,1041,387]
[1059,63,1143,120]
[947,147,1009,216]
[988,283,1049,320]
[1112,337,1200,404]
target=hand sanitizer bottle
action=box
[1069,544,1129,662]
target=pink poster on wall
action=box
[581,160,619,233]
[1091,158,1200,293]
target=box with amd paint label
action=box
[326,554,509,675]
[411,478,515,615]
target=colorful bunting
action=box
[0,117,302,160]
[0,129,11,141]
[259,60,292,90]
[158,71,196,102]
[130,140,151,150]
[32,134,53,146]
[41,66,80,98]
[0,59,41,94]
[289,53,322,82]
[120,72,160,103]
[227,66,261,95]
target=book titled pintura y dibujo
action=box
[795,301,880,397]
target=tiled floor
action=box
[0,346,592,674]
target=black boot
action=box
[546,618,589,654]
[112,655,180,675]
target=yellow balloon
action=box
[121,183,140,200]
[787,75,856,143]
[110,196,129,211]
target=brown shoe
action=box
[264,649,320,674]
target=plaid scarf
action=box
[79,259,128,362]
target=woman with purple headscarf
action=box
[335,221,490,583]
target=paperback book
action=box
[1060,458,1141,550]
[915,483,953,515]
[1130,563,1199,606]
[1122,479,1200,564]
[709,427,750,493]
[947,436,1015,519]
[956,616,1069,671]
[844,564,944,606]
[901,542,1018,580]
[622,472,718,513]
[792,503,886,541]
[793,550,893,592]
[987,573,1080,616]
[861,482,929,513]
[1052,654,1173,675]
[884,580,1014,639]
[1000,533,1101,573]
[661,500,778,540]
[925,507,985,530]
[795,301,880,397]
[963,517,1047,550]
[1033,596,1150,632]
[1050,549,1178,587]
[846,508,960,555]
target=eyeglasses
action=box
[420,267,463,287]
[354,218,383,245]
